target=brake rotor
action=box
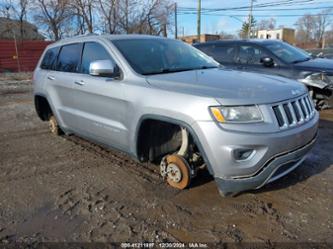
[165,154,191,190]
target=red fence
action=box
[0,40,52,72]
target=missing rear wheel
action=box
[49,116,63,136]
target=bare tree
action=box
[0,0,14,18]
[0,0,31,40]
[125,0,174,36]
[295,14,316,43]
[295,10,332,48]
[13,0,29,40]
[33,0,71,40]
[314,9,332,48]
[97,0,118,33]
[258,18,276,30]
[71,0,95,33]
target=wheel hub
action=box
[160,154,191,190]
[166,163,182,183]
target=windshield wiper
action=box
[143,66,217,75]
[292,57,311,64]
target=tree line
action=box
[237,9,333,48]
[0,0,174,41]
[1,0,333,48]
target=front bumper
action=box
[192,111,319,195]
[215,135,316,195]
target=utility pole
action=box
[248,0,254,39]
[125,0,129,33]
[12,26,21,72]
[174,2,178,39]
[197,0,201,41]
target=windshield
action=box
[111,38,219,75]
[264,42,311,64]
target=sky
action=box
[174,0,333,36]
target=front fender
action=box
[134,114,215,175]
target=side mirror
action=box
[89,60,117,77]
[260,57,274,67]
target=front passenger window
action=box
[238,45,268,65]
[81,42,117,75]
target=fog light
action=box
[233,148,254,161]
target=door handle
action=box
[74,80,85,86]
[47,75,55,80]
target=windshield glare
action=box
[111,38,219,75]
[264,42,310,64]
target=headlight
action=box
[298,72,332,89]
[210,105,263,123]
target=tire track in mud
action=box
[64,135,164,185]
[0,129,165,188]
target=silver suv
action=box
[33,35,319,196]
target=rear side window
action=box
[40,47,59,70]
[81,42,114,74]
[198,44,237,63]
[56,43,82,72]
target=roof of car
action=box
[49,34,166,46]
[194,39,282,46]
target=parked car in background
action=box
[194,39,333,110]
[34,35,318,197]
[307,48,333,60]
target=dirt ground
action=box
[0,73,332,246]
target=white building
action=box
[257,28,295,44]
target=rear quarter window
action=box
[40,47,59,70]
[56,43,82,73]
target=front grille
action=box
[272,95,315,129]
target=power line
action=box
[178,0,316,13]
[189,13,333,17]
[178,5,333,13]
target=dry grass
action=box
[0,72,32,81]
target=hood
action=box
[146,68,307,105]
[293,58,333,73]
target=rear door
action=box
[37,46,59,90]
[45,43,83,130]
[70,41,128,150]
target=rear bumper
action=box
[215,135,317,196]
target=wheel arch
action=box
[135,114,215,175]
[34,94,53,121]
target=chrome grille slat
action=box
[300,98,309,119]
[303,97,311,116]
[287,102,297,126]
[278,105,289,128]
[272,95,315,129]
[295,100,305,122]
[305,96,313,113]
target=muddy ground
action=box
[0,73,332,246]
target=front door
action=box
[71,41,128,150]
[236,44,282,76]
